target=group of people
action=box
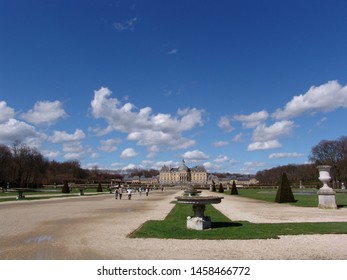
[114,185,149,200]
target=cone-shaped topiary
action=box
[218,183,224,193]
[230,180,238,195]
[211,180,216,192]
[275,172,296,203]
[62,180,70,193]
[97,183,103,192]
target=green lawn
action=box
[129,203,347,240]
[0,188,108,202]
[235,188,347,208]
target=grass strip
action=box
[129,203,347,240]
[236,188,347,208]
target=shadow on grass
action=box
[211,221,243,229]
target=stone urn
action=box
[317,165,337,209]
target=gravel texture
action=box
[0,189,346,260]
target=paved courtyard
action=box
[1,189,347,260]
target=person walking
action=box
[114,188,119,199]
[118,187,122,200]
[127,188,132,200]
[139,187,142,196]
[145,188,149,197]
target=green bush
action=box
[218,183,224,193]
[230,180,238,195]
[62,180,70,193]
[275,172,296,203]
[97,183,103,192]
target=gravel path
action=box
[1,189,346,260]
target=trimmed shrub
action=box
[97,183,103,192]
[230,180,238,195]
[275,172,296,203]
[211,180,216,192]
[62,180,70,193]
[218,183,224,193]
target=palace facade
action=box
[159,160,208,185]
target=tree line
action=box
[1,136,346,188]
[256,136,347,186]
[0,142,121,188]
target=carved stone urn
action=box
[317,165,337,209]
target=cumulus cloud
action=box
[21,100,67,125]
[0,101,15,123]
[252,121,294,142]
[247,140,282,151]
[49,129,85,143]
[214,155,232,163]
[182,150,209,162]
[120,148,138,160]
[91,87,204,150]
[272,80,347,119]
[217,116,234,132]
[99,138,122,153]
[234,110,269,128]
[233,133,244,142]
[0,118,44,144]
[268,152,305,159]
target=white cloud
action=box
[233,133,244,142]
[247,140,282,151]
[268,152,305,159]
[91,87,204,150]
[213,141,229,148]
[21,100,67,125]
[182,150,209,162]
[234,110,269,128]
[99,138,122,153]
[113,17,140,32]
[42,150,61,159]
[168,48,178,55]
[252,121,294,142]
[241,161,266,173]
[214,155,230,163]
[272,80,347,119]
[64,153,82,160]
[0,101,15,123]
[0,118,44,144]
[120,148,138,160]
[122,163,138,171]
[49,129,85,143]
[217,116,234,132]
[62,142,83,154]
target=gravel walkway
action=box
[0,189,346,260]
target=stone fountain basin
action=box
[175,196,223,205]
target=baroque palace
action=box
[159,160,208,185]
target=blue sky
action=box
[1,0,347,174]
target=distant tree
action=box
[309,136,347,185]
[275,172,296,203]
[218,183,224,193]
[62,180,70,193]
[230,180,238,195]
[97,183,103,192]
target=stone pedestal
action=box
[187,216,211,230]
[318,188,337,209]
[317,165,337,209]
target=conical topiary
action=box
[275,172,296,203]
[211,180,216,192]
[97,183,103,192]
[230,180,238,195]
[62,180,70,193]
[218,183,224,193]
